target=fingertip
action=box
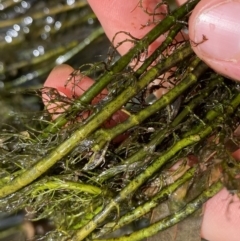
[87,0,167,55]
[44,64,96,98]
[44,64,74,89]
[201,188,240,241]
[189,0,240,81]
[42,64,109,119]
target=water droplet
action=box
[44,25,51,32]
[41,33,48,40]
[21,1,30,9]
[56,56,65,65]
[24,16,33,25]
[23,26,29,33]
[26,71,38,80]
[54,21,62,29]
[46,16,54,24]
[38,46,45,55]
[13,24,20,31]
[5,35,12,43]
[33,49,40,57]
[26,73,34,79]
[67,0,75,5]
[14,6,23,13]
[7,29,18,37]
[147,127,155,132]
[88,18,94,25]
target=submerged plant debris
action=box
[0,0,240,241]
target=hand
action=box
[43,1,240,240]
[184,2,240,240]
[187,0,240,81]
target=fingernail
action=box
[190,1,240,61]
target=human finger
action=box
[87,0,188,101]
[201,188,240,241]
[42,64,105,119]
[43,64,107,104]
[188,0,240,81]
[42,64,129,142]
[176,0,185,5]
[87,0,168,56]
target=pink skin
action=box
[185,1,240,240]
[43,0,240,240]
[43,64,129,143]
[43,64,108,105]
[87,0,167,56]
[188,0,240,81]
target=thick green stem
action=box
[171,76,224,127]
[70,93,240,241]
[0,1,88,28]
[68,0,199,106]
[5,27,104,90]
[31,179,102,196]
[97,78,228,183]
[95,76,223,183]
[0,44,193,199]
[92,59,207,151]
[134,23,184,77]
[92,181,223,241]
[70,132,207,240]
[183,91,240,137]
[94,166,197,238]
[40,0,200,138]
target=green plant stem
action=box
[171,76,224,127]
[134,23,184,77]
[85,57,204,170]
[95,76,223,183]
[40,0,200,138]
[5,27,104,89]
[69,93,240,241]
[92,181,223,241]
[0,1,88,28]
[0,43,193,199]
[72,205,104,230]
[183,91,240,137]
[31,179,102,196]
[92,59,206,151]
[94,166,197,238]
[69,133,208,240]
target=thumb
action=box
[188,0,240,81]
